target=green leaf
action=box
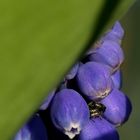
[0,0,135,139]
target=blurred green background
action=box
[119,0,140,139]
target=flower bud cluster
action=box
[14,21,132,140]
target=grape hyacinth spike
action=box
[14,21,132,140]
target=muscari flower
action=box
[111,70,122,89]
[14,114,48,140]
[65,63,79,80]
[78,118,119,140]
[40,90,55,110]
[101,21,124,43]
[100,89,132,126]
[88,40,124,72]
[50,89,90,139]
[76,62,113,101]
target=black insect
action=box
[88,101,106,118]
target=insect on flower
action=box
[88,101,106,118]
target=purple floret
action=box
[100,89,132,126]
[40,90,55,110]
[88,40,124,71]
[78,118,119,140]
[50,89,90,139]
[65,63,79,80]
[76,62,113,101]
[101,21,124,43]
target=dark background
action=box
[118,1,140,139]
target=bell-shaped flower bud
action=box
[50,89,90,139]
[111,70,122,89]
[101,21,124,43]
[78,118,119,140]
[65,63,79,80]
[76,62,113,101]
[40,90,55,110]
[14,114,48,140]
[88,40,124,71]
[100,89,132,126]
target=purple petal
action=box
[100,89,132,126]
[50,89,90,139]
[76,62,113,101]
[78,118,119,140]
